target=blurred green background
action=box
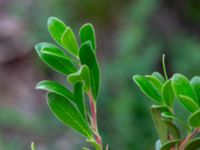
[0,0,200,149]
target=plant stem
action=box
[162,54,168,80]
[88,91,103,150]
[178,128,200,150]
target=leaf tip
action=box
[47,16,58,26]
[35,80,46,90]
[34,42,50,55]
[80,23,94,30]
[35,82,41,90]
[132,75,140,82]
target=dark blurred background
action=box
[0,0,200,149]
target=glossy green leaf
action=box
[146,75,163,94]
[188,109,200,127]
[172,74,198,102]
[79,41,100,100]
[61,27,79,56]
[162,120,180,140]
[178,95,199,113]
[47,92,93,138]
[160,140,179,150]
[35,46,77,75]
[35,42,65,56]
[133,75,162,103]
[47,17,67,45]
[67,65,90,91]
[36,80,75,101]
[150,105,169,144]
[161,80,174,107]
[35,42,71,60]
[152,72,165,83]
[74,82,86,119]
[191,76,200,105]
[39,47,65,58]
[79,23,96,51]
[184,137,200,150]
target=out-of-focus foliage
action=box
[1,0,200,149]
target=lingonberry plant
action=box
[34,17,106,150]
[133,55,200,150]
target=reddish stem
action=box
[88,91,103,149]
[178,128,200,150]
[89,92,97,128]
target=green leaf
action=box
[160,140,179,150]
[74,82,86,119]
[191,76,200,105]
[35,42,71,60]
[162,120,181,140]
[36,80,75,101]
[184,137,200,150]
[161,80,174,107]
[35,46,77,75]
[67,65,90,91]
[79,41,100,100]
[79,23,96,51]
[61,27,79,57]
[35,42,65,56]
[47,17,67,45]
[150,105,169,144]
[152,72,165,83]
[146,75,163,94]
[188,109,200,127]
[172,74,198,103]
[178,95,199,113]
[133,75,162,103]
[47,92,93,138]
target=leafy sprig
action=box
[35,17,104,150]
[133,55,200,150]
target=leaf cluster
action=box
[35,17,101,150]
[133,57,200,150]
